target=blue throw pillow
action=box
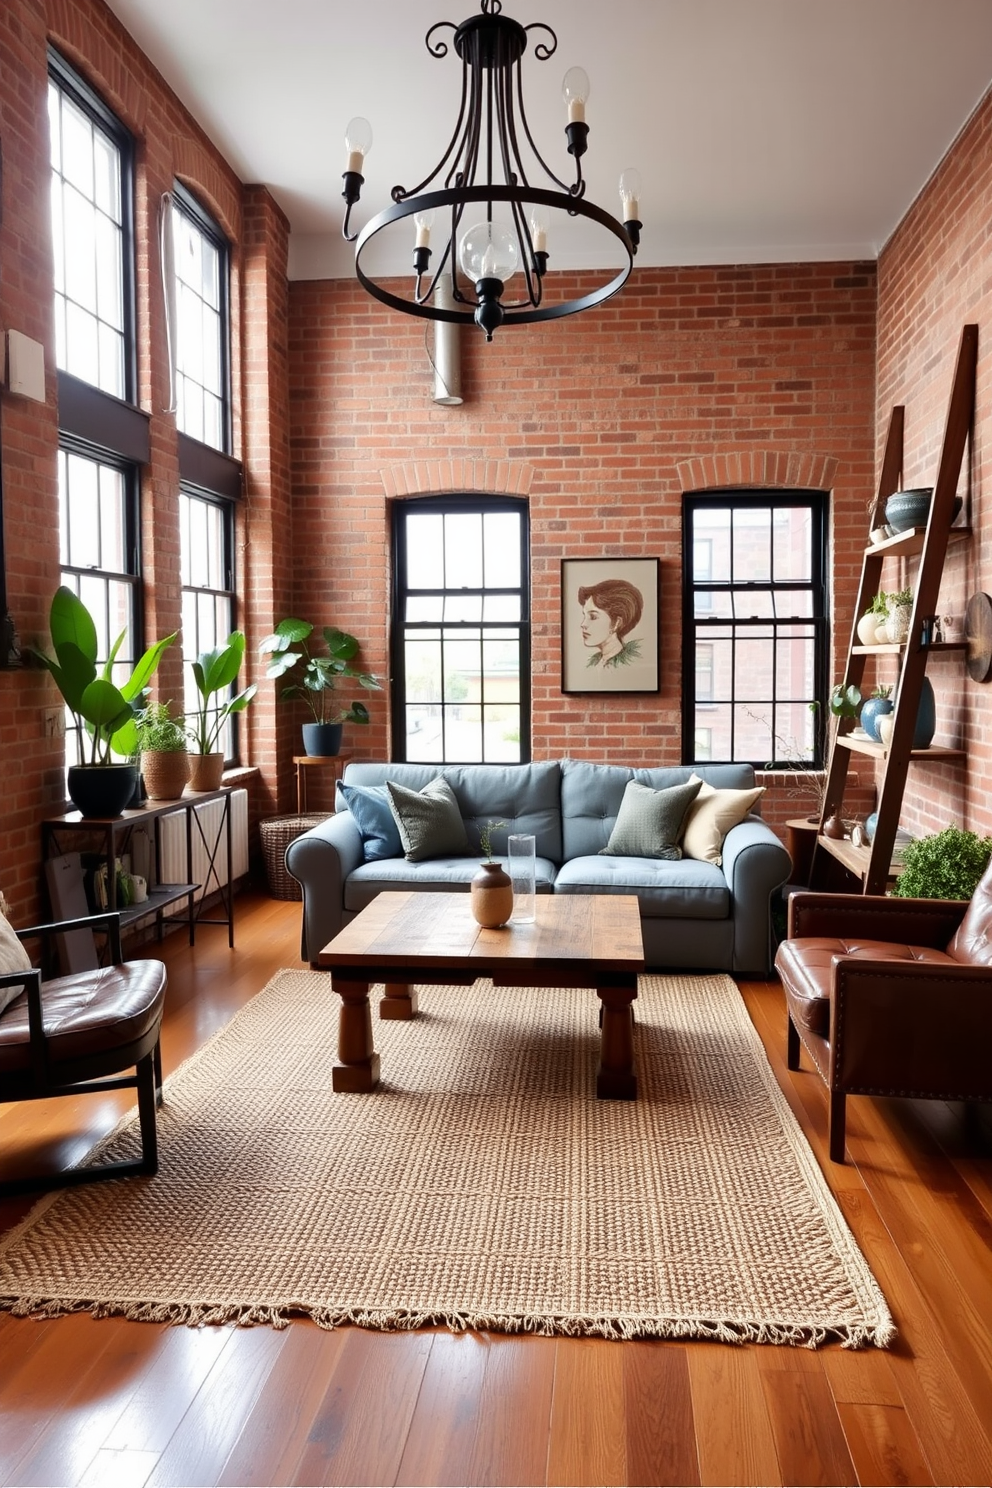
[336,782,403,862]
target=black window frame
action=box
[180,485,240,763]
[48,46,138,409]
[391,495,532,765]
[170,180,233,458]
[681,490,829,769]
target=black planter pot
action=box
[302,722,343,757]
[67,763,139,818]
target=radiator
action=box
[157,788,249,903]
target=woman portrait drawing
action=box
[578,578,644,669]
[561,557,660,694]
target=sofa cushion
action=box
[344,856,557,914]
[386,777,469,862]
[336,782,404,862]
[682,777,764,867]
[554,855,729,919]
[600,779,701,860]
[561,760,757,861]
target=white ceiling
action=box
[103,0,992,281]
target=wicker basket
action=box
[260,814,330,900]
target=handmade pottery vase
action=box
[470,861,514,928]
[885,602,912,645]
[860,695,893,742]
[856,612,880,646]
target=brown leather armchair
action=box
[0,911,167,1196]
[775,861,992,1162]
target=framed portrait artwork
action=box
[560,557,660,694]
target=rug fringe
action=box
[0,1293,895,1348]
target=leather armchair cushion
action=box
[775,936,959,1037]
[0,961,166,1074]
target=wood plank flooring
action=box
[1,887,991,1486]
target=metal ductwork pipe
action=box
[431,273,463,406]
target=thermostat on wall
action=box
[5,330,46,402]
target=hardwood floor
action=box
[2,887,991,1486]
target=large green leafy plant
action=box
[259,620,381,725]
[187,633,257,755]
[33,586,176,763]
[893,826,992,900]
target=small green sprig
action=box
[479,819,506,862]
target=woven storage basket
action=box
[260,814,331,900]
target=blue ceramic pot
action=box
[884,488,933,532]
[914,677,936,749]
[860,696,893,742]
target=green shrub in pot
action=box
[892,826,992,900]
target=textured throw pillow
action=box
[0,901,31,1015]
[336,782,404,862]
[600,779,702,859]
[681,776,765,867]
[386,776,469,862]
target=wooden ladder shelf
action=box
[810,322,977,895]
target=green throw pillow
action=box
[386,776,469,862]
[599,778,702,860]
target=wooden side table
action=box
[293,754,352,812]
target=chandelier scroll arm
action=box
[425,20,457,58]
[523,21,557,61]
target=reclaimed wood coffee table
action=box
[318,890,645,1100]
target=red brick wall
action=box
[876,84,992,841]
[0,0,282,919]
[288,263,878,823]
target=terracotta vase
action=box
[470,861,514,928]
[187,752,225,791]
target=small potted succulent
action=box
[134,701,190,801]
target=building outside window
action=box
[392,498,530,764]
[682,492,828,768]
[48,53,133,400]
[171,184,230,453]
[180,491,237,760]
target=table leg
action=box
[379,981,418,1020]
[332,979,381,1092]
[596,985,637,1100]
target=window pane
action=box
[773,506,812,582]
[172,192,229,453]
[395,501,529,764]
[733,507,771,581]
[61,97,94,196]
[180,491,236,761]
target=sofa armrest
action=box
[831,955,992,1097]
[788,892,966,947]
[285,812,364,964]
[720,816,792,976]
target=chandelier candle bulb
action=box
[562,65,589,122]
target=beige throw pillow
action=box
[0,902,31,1015]
[681,776,765,867]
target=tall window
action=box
[58,446,139,767]
[392,498,530,764]
[171,185,230,453]
[48,52,133,400]
[181,492,236,759]
[682,492,828,767]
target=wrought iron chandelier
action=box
[341,0,642,341]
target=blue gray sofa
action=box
[285,760,791,977]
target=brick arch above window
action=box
[677,451,838,494]
[379,459,534,499]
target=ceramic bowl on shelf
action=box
[884,487,963,533]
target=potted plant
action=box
[134,701,190,801]
[32,586,176,817]
[187,632,257,791]
[259,619,383,757]
[860,684,893,742]
[893,826,992,900]
[885,586,913,645]
[857,590,888,646]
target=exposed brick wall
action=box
[288,263,878,813]
[0,0,273,921]
[876,83,992,842]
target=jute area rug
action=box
[0,971,893,1347]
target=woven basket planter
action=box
[140,749,190,802]
[260,814,331,900]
